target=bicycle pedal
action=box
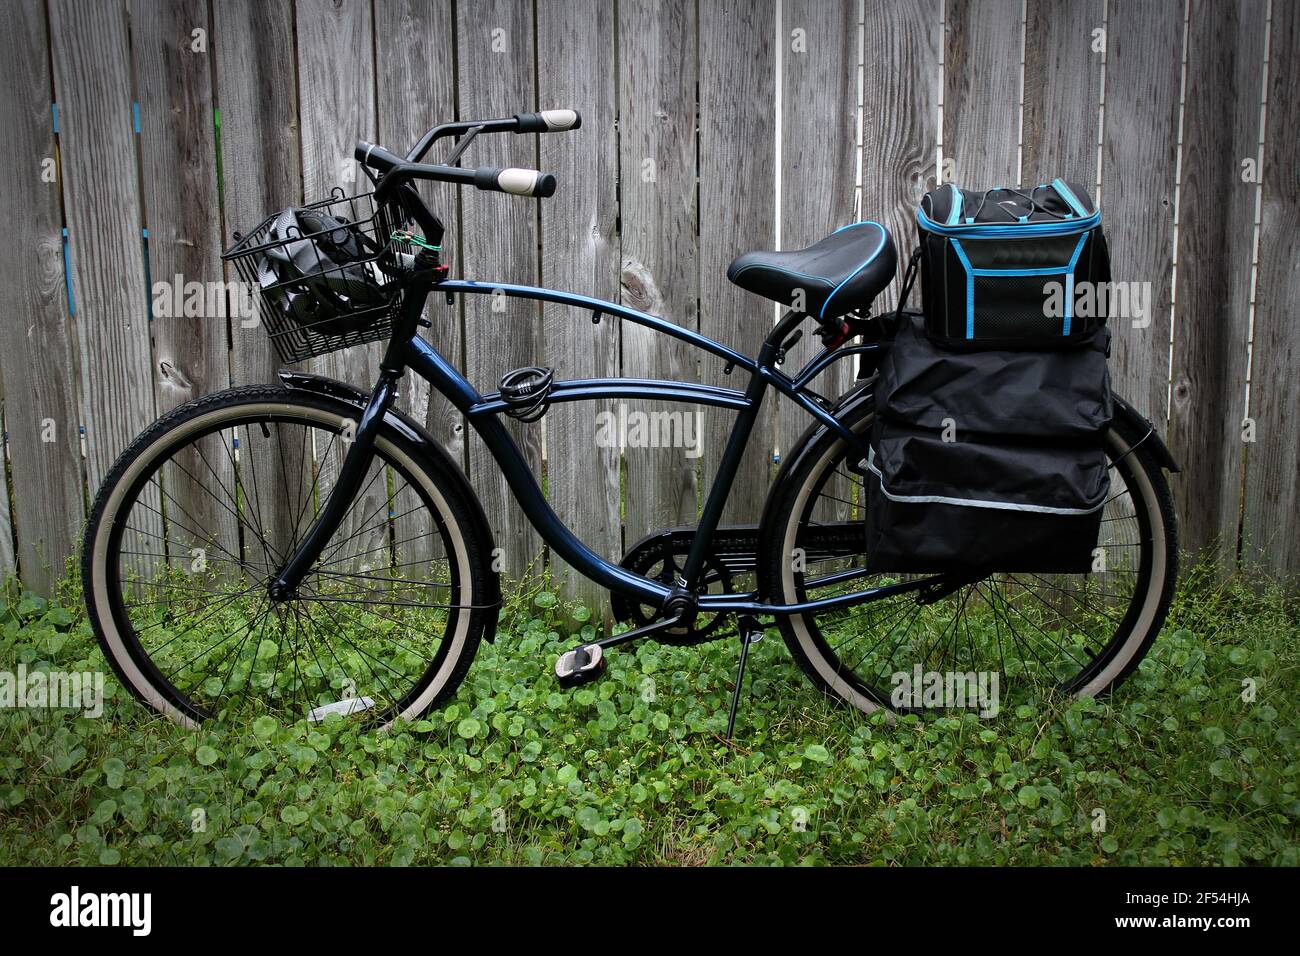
[555,643,606,688]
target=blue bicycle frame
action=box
[266,260,914,619]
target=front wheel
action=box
[760,389,1178,716]
[82,384,496,727]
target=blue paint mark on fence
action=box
[62,227,74,317]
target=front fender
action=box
[278,370,502,638]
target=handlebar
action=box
[358,107,578,198]
[355,141,556,200]
[355,109,579,246]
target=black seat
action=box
[726,221,896,322]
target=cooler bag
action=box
[916,178,1110,350]
[864,316,1112,574]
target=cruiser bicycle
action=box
[81,109,1179,734]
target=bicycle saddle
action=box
[726,221,896,321]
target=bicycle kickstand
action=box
[725,615,764,742]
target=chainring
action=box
[611,532,734,646]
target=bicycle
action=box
[81,109,1179,734]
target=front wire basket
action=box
[222,188,415,364]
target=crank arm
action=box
[593,611,688,651]
[554,611,689,688]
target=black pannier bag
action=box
[916,178,1110,350]
[864,316,1112,574]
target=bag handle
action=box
[892,246,922,327]
[966,185,1071,223]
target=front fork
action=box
[267,371,399,600]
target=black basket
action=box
[222,189,415,364]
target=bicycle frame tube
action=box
[436,281,864,446]
[274,275,881,616]
[400,281,876,610]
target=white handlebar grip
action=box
[539,109,580,131]
[498,168,542,195]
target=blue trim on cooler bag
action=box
[950,239,976,338]
[1052,178,1091,218]
[1062,232,1089,336]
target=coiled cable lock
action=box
[499,366,554,422]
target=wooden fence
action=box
[0,0,1296,606]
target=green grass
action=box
[0,567,1296,866]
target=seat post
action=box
[767,308,809,349]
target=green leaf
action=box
[102,758,126,789]
[803,744,831,763]
[1208,759,1236,782]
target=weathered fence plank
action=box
[777,0,861,527]
[537,0,622,612]
[618,0,700,546]
[49,0,162,582]
[213,0,313,573]
[455,0,544,579]
[0,0,85,594]
[374,0,460,582]
[861,0,941,311]
[294,0,388,573]
[1167,0,1266,566]
[853,0,942,527]
[214,0,302,387]
[133,0,240,576]
[1102,0,1183,425]
[294,0,379,392]
[374,0,459,445]
[943,0,1022,187]
[1242,0,1300,578]
[1021,0,1104,187]
[699,0,777,526]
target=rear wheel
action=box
[82,385,495,727]
[760,390,1178,716]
